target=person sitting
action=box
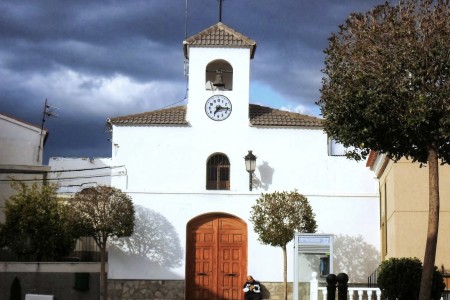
[243,275,261,300]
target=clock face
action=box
[205,95,232,121]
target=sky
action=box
[0,0,383,163]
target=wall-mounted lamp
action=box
[244,150,257,191]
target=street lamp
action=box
[244,150,257,191]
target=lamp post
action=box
[244,150,257,191]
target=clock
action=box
[205,95,232,121]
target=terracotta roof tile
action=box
[108,106,188,126]
[108,104,323,128]
[249,104,323,127]
[184,22,257,58]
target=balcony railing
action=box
[0,237,102,263]
[317,287,382,300]
[310,272,381,300]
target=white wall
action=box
[108,43,379,284]
[186,47,251,128]
[109,122,379,283]
[111,125,376,195]
[48,157,114,195]
[0,114,46,165]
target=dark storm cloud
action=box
[225,0,383,109]
[0,1,185,80]
[44,116,112,159]
[0,0,384,163]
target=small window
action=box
[328,138,346,156]
[206,153,230,190]
[205,60,233,91]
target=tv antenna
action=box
[37,98,58,163]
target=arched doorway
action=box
[186,213,247,300]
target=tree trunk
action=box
[419,146,440,300]
[283,245,287,300]
[100,245,105,300]
[100,236,108,300]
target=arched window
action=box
[205,60,233,91]
[206,153,230,190]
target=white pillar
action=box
[309,272,318,300]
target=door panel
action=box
[194,247,212,297]
[186,214,247,300]
[190,219,216,299]
[219,247,242,299]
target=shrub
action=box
[377,257,445,300]
[1,182,81,261]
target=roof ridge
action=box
[215,22,256,46]
[183,22,257,59]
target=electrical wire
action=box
[47,165,124,173]
[1,166,126,183]
[0,173,125,183]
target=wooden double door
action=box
[186,214,247,300]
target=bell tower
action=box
[183,23,257,127]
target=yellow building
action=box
[367,151,450,272]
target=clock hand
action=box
[214,105,230,115]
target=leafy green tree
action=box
[317,1,450,299]
[250,190,317,300]
[377,257,445,300]
[69,185,134,300]
[0,181,79,261]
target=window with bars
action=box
[206,153,230,190]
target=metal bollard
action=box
[326,274,337,300]
[336,273,349,300]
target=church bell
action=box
[213,73,225,87]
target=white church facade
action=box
[106,22,379,299]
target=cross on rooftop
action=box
[218,0,224,22]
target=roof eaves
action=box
[248,104,323,128]
[108,106,188,126]
[183,22,257,59]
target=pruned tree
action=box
[250,190,317,300]
[69,185,135,300]
[0,181,79,261]
[317,1,450,299]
